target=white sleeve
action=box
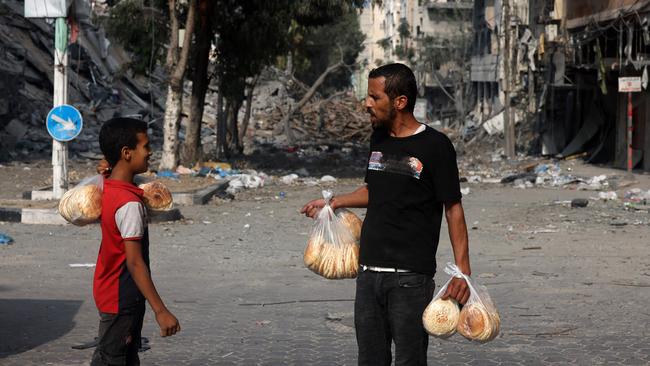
[115,201,145,240]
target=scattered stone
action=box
[570,198,589,208]
[609,221,628,227]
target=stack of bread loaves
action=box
[304,208,362,279]
[138,181,174,210]
[423,298,500,342]
[59,184,103,225]
[422,263,500,342]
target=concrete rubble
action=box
[0,0,166,161]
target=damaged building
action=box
[554,0,650,172]
[471,0,650,172]
[0,0,167,161]
[355,0,473,124]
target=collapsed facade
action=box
[471,0,650,172]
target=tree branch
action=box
[281,60,344,143]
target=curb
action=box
[171,181,229,205]
[25,182,229,206]
[0,207,183,225]
[0,207,21,222]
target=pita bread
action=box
[422,298,460,338]
[457,304,499,341]
[58,184,102,225]
[139,181,173,210]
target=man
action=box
[301,63,471,366]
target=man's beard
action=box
[371,106,397,130]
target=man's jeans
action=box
[355,269,435,366]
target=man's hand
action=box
[155,309,181,337]
[300,198,328,218]
[300,186,369,218]
[442,277,470,305]
[96,159,111,177]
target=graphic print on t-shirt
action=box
[368,151,423,179]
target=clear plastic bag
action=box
[304,190,360,279]
[423,263,500,342]
[58,174,104,226]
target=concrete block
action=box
[171,192,195,206]
[4,119,27,140]
[193,182,229,204]
[0,207,21,222]
[21,208,67,225]
[171,182,228,206]
[31,190,55,201]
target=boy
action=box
[92,118,180,366]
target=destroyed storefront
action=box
[470,0,650,173]
[545,0,650,172]
[470,0,544,135]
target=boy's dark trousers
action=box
[355,269,435,366]
[91,303,145,366]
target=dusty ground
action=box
[0,157,649,365]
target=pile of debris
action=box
[278,95,371,144]
[0,0,166,161]
[237,68,372,148]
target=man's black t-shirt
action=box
[359,125,462,276]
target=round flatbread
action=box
[59,184,102,225]
[457,304,494,341]
[422,298,460,338]
[139,181,173,210]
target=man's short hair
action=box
[368,63,417,112]
[99,117,148,166]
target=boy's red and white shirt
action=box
[94,179,150,314]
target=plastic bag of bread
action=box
[58,175,104,226]
[336,208,363,241]
[304,190,360,279]
[138,181,173,211]
[423,263,500,342]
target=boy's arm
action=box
[300,185,369,218]
[441,200,471,304]
[124,241,181,337]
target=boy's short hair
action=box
[368,63,418,112]
[99,118,148,166]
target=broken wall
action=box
[0,0,167,161]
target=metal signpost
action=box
[618,76,642,176]
[25,1,75,199]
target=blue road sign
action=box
[46,104,83,142]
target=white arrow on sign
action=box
[51,114,76,131]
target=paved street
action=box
[1,176,650,365]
